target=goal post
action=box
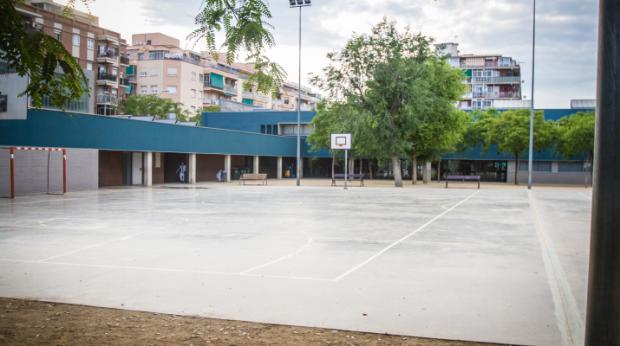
[4,146,67,199]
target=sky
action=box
[70,0,598,108]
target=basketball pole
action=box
[344,149,348,190]
[9,147,15,199]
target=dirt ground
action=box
[0,298,503,346]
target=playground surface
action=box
[0,182,591,345]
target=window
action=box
[139,71,147,77]
[140,85,147,95]
[72,34,80,46]
[150,85,158,94]
[284,98,290,105]
[260,125,266,134]
[266,125,272,134]
[559,162,585,172]
[272,124,278,135]
[167,67,178,76]
[167,86,177,94]
[86,62,93,71]
[191,71,197,81]
[87,38,94,50]
[519,161,552,172]
[191,89,196,98]
[54,29,62,41]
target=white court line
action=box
[240,237,314,274]
[0,258,332,282]
[37,231,147,263]
[334,190,480,281]
[529,190,584,346]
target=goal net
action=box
[0,147,67,199]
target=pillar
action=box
[253,155,260,174]
[277,157,283,179]
[299,158,304,178]
[224,155,231,182]
[144,152,153,186]
[189,153,196,184]
[585,0,620,343]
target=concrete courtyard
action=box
[0,182,591,345]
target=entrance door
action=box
[131,152,143,185]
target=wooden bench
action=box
[331,173,365,187]
[445,175,481,189]
[240,173,268,185]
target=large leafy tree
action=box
[119,95,196,122]
[1,0,89,108]
[190,0,286,95]
[311,19,464,187]
[556,111,595,162]
[475,109,554,185]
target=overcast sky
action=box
[71,0,598,108]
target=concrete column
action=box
[253,155,260,174]
[144,152,153,186]
[277,157,283,179]
[189,153,196,184]
[224,155,231,182]
[299,158,304,178]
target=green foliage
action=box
[473,109,554,184]
[120,95,196,122]
[190,0,286,95]
[555,111,595,160]
[310,19,465,186]
[0,0,88,108]
[203,105,221,112]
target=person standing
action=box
[176,162,187,183]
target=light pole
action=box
[527,0,536,189]
[290,0,311,186]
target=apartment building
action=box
[437,43,527,110]
[0,0,129,118]
[272,82,321,111]
[126,33,204,115]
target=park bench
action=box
[331,173,365,187]
[445,175,481,189]
[240,173,268,185]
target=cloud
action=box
[108,0,597,107]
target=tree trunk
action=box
[359,158,363,175]
[369,160,374,180]
[392,156,403,187]
[349,157,355,176]
[423,161,431,184]
[514,154,519,185]
[411,153,417,185]
[437,160,442,182]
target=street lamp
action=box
[527,0,536,189]
[290,0,311,187]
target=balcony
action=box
[119,56,130,65]
[97,34,119,45]
[471,76,521,84]
[96,72,118,86]
[96,94,117,105]
[224,85,237,96]
[472,91,520,99]
[97,49,118,65]
[119,78,130,86]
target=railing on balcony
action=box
[119,78,129,86]
[471,76,521,84]
[224,85,237,95]
[96,94,117,104]
[499,92,520,98]
[472,91,520,99]
[97,72,118,82]
[98,49,118,58]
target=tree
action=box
[476,109,554,185]
[190,0,286,96]
[119,95,195,122]
[1,0,89,108]
[556,111,595,162]
[311,19,464,187]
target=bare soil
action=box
[0,298,503,346]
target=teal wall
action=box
[0,109,299,157]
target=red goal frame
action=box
[7,147,67,199]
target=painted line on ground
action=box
[529,190,584,346]
[0,258,332,282]
[333,190,480,281]
[240,237,314,274]
[37,231,147,263]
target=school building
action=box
[0,107,591,196]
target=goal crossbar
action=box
[7,146,67,199]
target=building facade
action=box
[0,0,129,117]
[437,42,528,111]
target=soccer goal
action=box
[1,147,67,199]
